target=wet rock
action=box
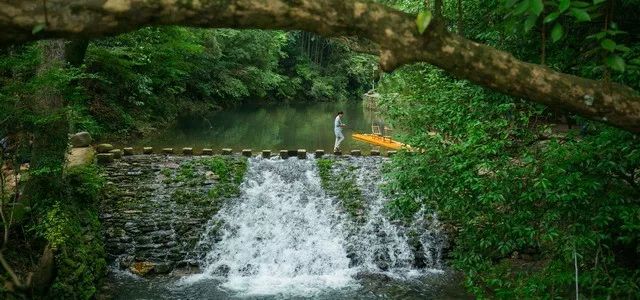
[96,153,114,164]
[109,149,123,159]
[96,143,114,153]
[130,261,155,276]
[154,262,173,274]
[70,131,92,147]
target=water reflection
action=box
[134,101,390,151]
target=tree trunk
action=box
[23,39,68,211]
[0,0,639,132]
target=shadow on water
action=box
[133,101,394,151]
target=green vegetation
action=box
[317,159,366,220]
[204,156,248,199]
[1,0,639,298]
[378,0,640,298]
[163,156,248,207]
[1,165,107,299]
[0,28,374,141]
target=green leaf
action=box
[593,0,606,4]
[415,11,433,34]
[544,12,560,23]
[524,14,538,32]
[551,23,564,42]
[558,0,571,12]
[606,55,625,72]
[32,23,46,35]
[615,45,631,53]
[530,0,544,15]
[600,39,616,51]
[514,0,530,15]
[571,8,591,21]
[571,1,591,7]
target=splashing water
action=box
[181,157,444,297]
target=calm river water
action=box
[133,101,393,152]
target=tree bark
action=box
[0,0,639,132]
[23,39,68,210]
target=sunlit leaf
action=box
[544,12,560,23]
[551,23,564,42]
[416,11,432,34]
[606,55,625,72]
[558,0,571,12]
[570,8,591,21]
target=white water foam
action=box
[181,157,444,296]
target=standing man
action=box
[334,111,346,152]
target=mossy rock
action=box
[96,143,114,153]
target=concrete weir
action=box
[93,145,397,164]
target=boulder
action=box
[70,131,92,148]
[96,143,114,153]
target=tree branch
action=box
[1,0,639,132]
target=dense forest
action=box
[1,0,639,299]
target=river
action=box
[133,101,394,152]
[99,102,469,299]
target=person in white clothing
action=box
[334,111,346,152]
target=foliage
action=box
[317,158,366,220]
[76,27,375,139]
[35,165,107,299]
[203,156,248,199]
[379,43,639,300]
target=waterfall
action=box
[182,157,444,297]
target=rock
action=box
[109,149,123,159]
[350,149,362,156]
[96,153,114,164]
[205,171,220,181]
[279,150,288,159]
[130,261,155,276]
[315,149,324,158]
[370,150,380,156]
[242,149,252,157]
[154,262,173,274]
[70,131,92,148]
[182,148,193,155]
[221,148,233,155]
[123,147,134,155]
[96,143,114,153]
[201,148,213,155]
[297,149,307,159]
[386,151,397,157]
[162,148,174,154]
[143,147,153,154]
[262,150,271,158]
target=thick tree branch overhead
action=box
[1,0,639,133]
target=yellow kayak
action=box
[351,133,408,150]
